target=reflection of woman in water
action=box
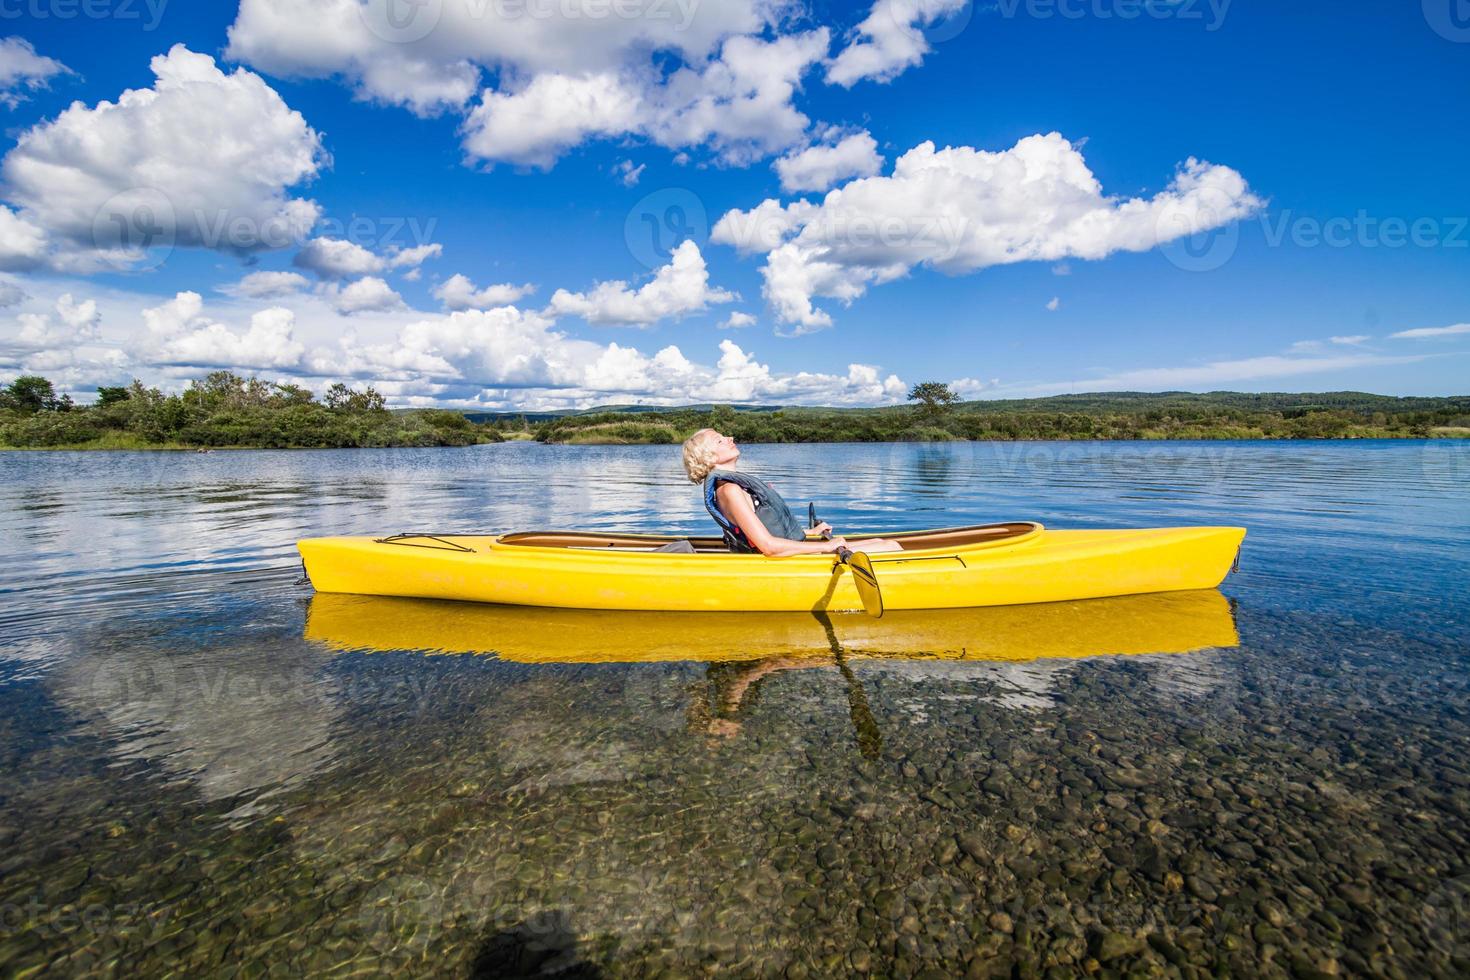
[686,658,811,740]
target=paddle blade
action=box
[846,550,884,619]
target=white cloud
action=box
[1390,323,1470,340]
[226,0,772,115]
[0,46,326,269]
[293,237,440,279]
[462,71,644,169]
[462,30,830,168]
[228,0,827,169]
[0,205,48,271]
[156,306,306,370]
[546,240,735,326]
[721,311,757,329]
[774,131,882,193]
[827,0,969,87]
[224,270,312,299]
[1045,296,1060,311]
[325,277,405,315]
[388,242,443,269]
[717,133,1263,328]
[134,290,306,371]
[15,294,100,348]
[433,274,536,311]
[711,198,819,255]
[1329,334,1369,346]
[292,238,383,279]
[0,37,71,108]
[615,159,646,187]
[951,377,997,398]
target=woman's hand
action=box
[807,521,833,538]
[825,536,849,552]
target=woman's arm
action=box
[715,483,846,557]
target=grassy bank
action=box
[519,392,1470,444]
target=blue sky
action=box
[1,0,1466,407]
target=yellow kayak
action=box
[304,588,1239,664]
[297,522,1245,612]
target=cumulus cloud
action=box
[721,311,757,329]
[293,238,441,279]
[462,31,829,168]
[0,37,71,108]
[462,71,644,169]
[827,0,970,87]
[224,270,312,299]
[433,274,536,312]
[774,131,882,192]
[227,1,832,170]
[137,290,305,370]
[15,294,100,348]
[546,240,735,326]
[717,133,1263,328]
[1390,323,1470,340]
[0,46,326,269]
[1045,296,1060,311]
[0,205,47,271]
[325,277,405,315]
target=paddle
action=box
[813,503,883,618]
[835,547,884,618]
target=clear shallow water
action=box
[1,441,1467,977]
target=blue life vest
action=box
[703,470,807,553]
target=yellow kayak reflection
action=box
[304,589,1238,664]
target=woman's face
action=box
[707,429,740,464]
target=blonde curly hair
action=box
[681,428,721,483]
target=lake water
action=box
[1,441,1467,977]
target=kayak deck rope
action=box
[373,533,476,553]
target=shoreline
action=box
[4,431,1466,452]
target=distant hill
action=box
[468,391,1470,423]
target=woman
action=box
[681,428,903,556]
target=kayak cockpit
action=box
[492,522,1041,553]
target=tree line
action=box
[0,373,498,449]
